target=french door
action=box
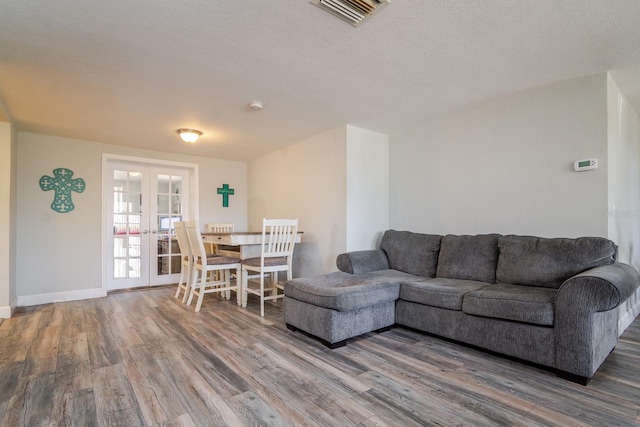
[105,159,193,290]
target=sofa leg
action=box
[376,326,392,333]
[326,339,347,349]
[286,323,346,349]
[556,370,591,386]
[286,323,298,332]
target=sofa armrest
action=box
[557,263,639,312]
[336,250,390,274]
[555,263,640,378]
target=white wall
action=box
[390,74,609,238]
[0,121,17,317]
[248,127,348,277]
[16,132,247,302]
[607,74,640,269]
[607,73,640,333]
[248,125,390,277]
[346,125,389,251]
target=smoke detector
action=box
[248,101,264,111]
[310,0,390,27]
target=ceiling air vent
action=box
[310,0,390,27]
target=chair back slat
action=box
[205,223,234,233]
[262,219,298,258]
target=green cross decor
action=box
[39,168,86,213]
[217,183,234,208]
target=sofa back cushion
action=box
[496,235,617,288]
[436,234,500,283]
[380,230,442,277]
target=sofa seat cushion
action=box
[399,278,490,310]
[462,284,557,326]
[436,234,500,283]
[380,230,442,277]
[496,235,616,289]
[284,270,415,312]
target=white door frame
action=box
[102,154,199,293]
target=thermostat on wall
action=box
[574,158,598,172]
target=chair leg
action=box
[235,268,242,306]
[195,274,207,312]
[260,273,265,317]
[182,268,198,305]
[186,268,198,306]
[270,272,277,296]
[225,270,231,300]
[241,267,248,308]
[175,267,187,299]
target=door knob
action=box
[142,230,149,234]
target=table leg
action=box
[236,268,242,306]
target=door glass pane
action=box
[171,255,181,274]
[113,237,127,257]
[129,172,142,192]
[157,174,170,193]
[157,195,170,215]
[114,192,126,214]
[171,195,181,214]
[129,258,141,278]
[113,170,127,191]
[114,214,127,235]
[126,193,141,214]
[129,236,141,257]
[128,215,141,234]
[114,258,127,278]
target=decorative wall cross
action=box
[217,183,234,208]
[39,168,86,213]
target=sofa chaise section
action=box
[284,269,417,347]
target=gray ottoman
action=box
[283,271,401,348]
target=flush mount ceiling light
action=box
[177,129,202,143]
[310,0,390,27]
[248,101,264,111]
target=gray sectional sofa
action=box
[283,230,640,384]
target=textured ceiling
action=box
[1,1,640,161]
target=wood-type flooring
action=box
[0,286,639,426]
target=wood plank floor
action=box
[1,286,639,426]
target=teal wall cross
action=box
[217,183,235,208]
[39,168,86,213]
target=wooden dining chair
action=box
[173,221,193,303]
[204,222,234,254]
[241,218,299,317]
[204,222,235,280]
[184,220,242,312]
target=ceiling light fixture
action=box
[248,101,264,111]
[177,128,202,143]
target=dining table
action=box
[201,231,303,259]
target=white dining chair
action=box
[173,221,193,303]
[204,222,235,280]
[204,222,234,255]
[184,220,242,312]
[241,218,299,317]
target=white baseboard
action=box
[16,288,106,308]
[0,298,16,318]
